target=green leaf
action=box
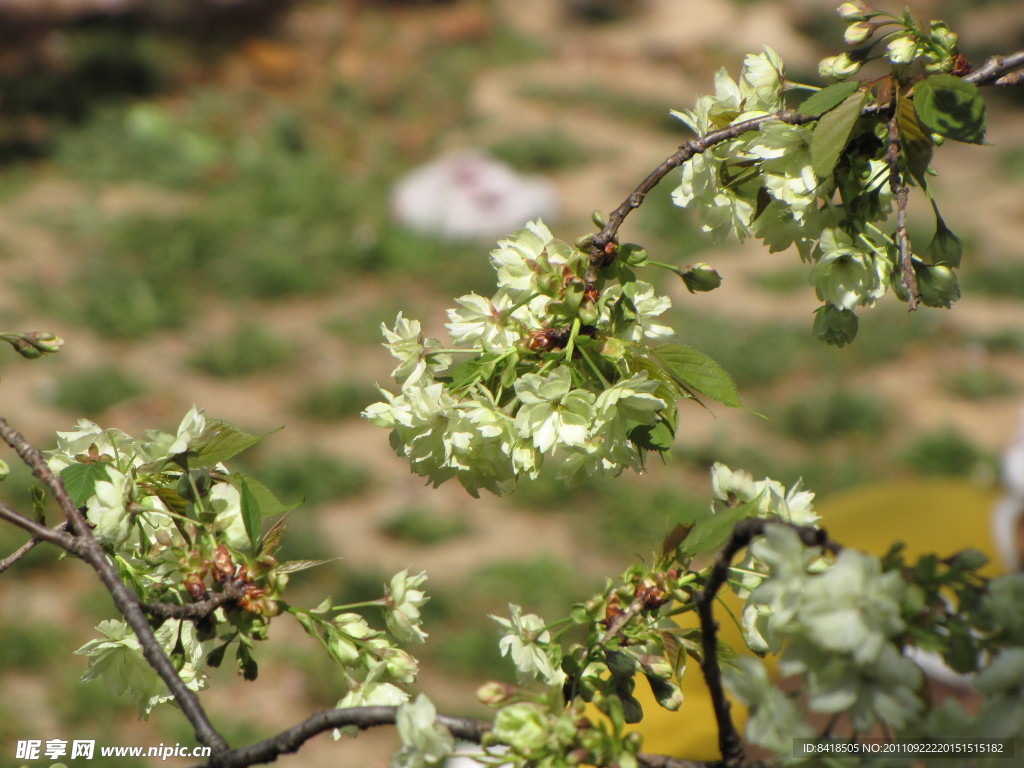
[896,93,934,188]
[798,81,860,116]
[227,473,295,519]
[187,419,268,469]
[650,344,741,408]
[447,353,501,390]
[61,462,115,506]
[277,558,339,574]
[238,477,262,548]
[646,675,683,711]
[914,74,986,144]
[659,523,692,566]
[206,642,230,668]
[153,485,189,517]
[680,495,762,557]
[810,90,869,180]
[236,643,259,681]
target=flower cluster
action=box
[668,3,975,346]
[742,526,924,732]
[54,410,429,720]
[365,220,695,496]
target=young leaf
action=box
[650,344,741,408]
[680,495,763,557]
[810,90,869,180]
[187,419,269,469]
[238,477,263,548]
[914,74,986,144]
[61,462,115,506]
[227,473,296,519]
[798,81,860,116]
[896,94,934,189]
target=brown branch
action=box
[0,519,69,573]
[192,703,721,768]
[194,706,492,768]
[142,588,240,620]
[695,518,840,768]
[600,592,647,647]
[887,109,919,310]
[963,51,1024,86]
[0,418,229,753]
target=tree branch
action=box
[0,519,69,573]
[0,418,229,753]
[141,588,241,620]
[695,518,840,768]
[963,51,1024,86]
[195,706,492,768]
[887,109,920,310]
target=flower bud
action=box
[925,218,962,268]
[813,304,859,347]
[837,1,872,21]
[681,263,723,293]
[619,242,648,267]
[819,53,862,79]
[929,21,958,52]
[886,35,918,64]
[916,263,960,308]
[844,20,876,45]
[477,681,517,707]
[0,458,9,481]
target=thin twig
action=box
[887,109,919,310]
[0,418,229,753]
[0,519,69,573]
[194,706,492,768]
[599,592,647,647]
[695,519,840,768]
[142,588,241,620]
[963,51,1024,86]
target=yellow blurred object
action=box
[629,478,1011,760]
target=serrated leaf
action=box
[680,495,762,557]
[60,462,115,506]
[896,93,934,188]
[650,344,741,408]
[659,523,691,564]
[810,90,869,180]
[187,419,268,469]
[799,81,861,116]
[447,353,501,390]
[277,558,340,574]
[628,418,675,452]
[914,74,986,144]
[227,473,296,520]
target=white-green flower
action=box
[738,47,786,114]
[489,220,576,299]
[514,367,594,454]
[385,569,429,643]
[75,622,169,720]
[207,482,249,551]
[392,694,454,768]
[446,290,522,352]
[140,405,208,464]
[491,603,565,686]
[382,314,451,389]
[47,420,137,473]
[810,229,889,310]
[725,656,814,756]
[85,466,133,545]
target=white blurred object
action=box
[391,150,559,240]
[995,403,1024,572]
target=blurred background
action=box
[1,0,1023,765]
